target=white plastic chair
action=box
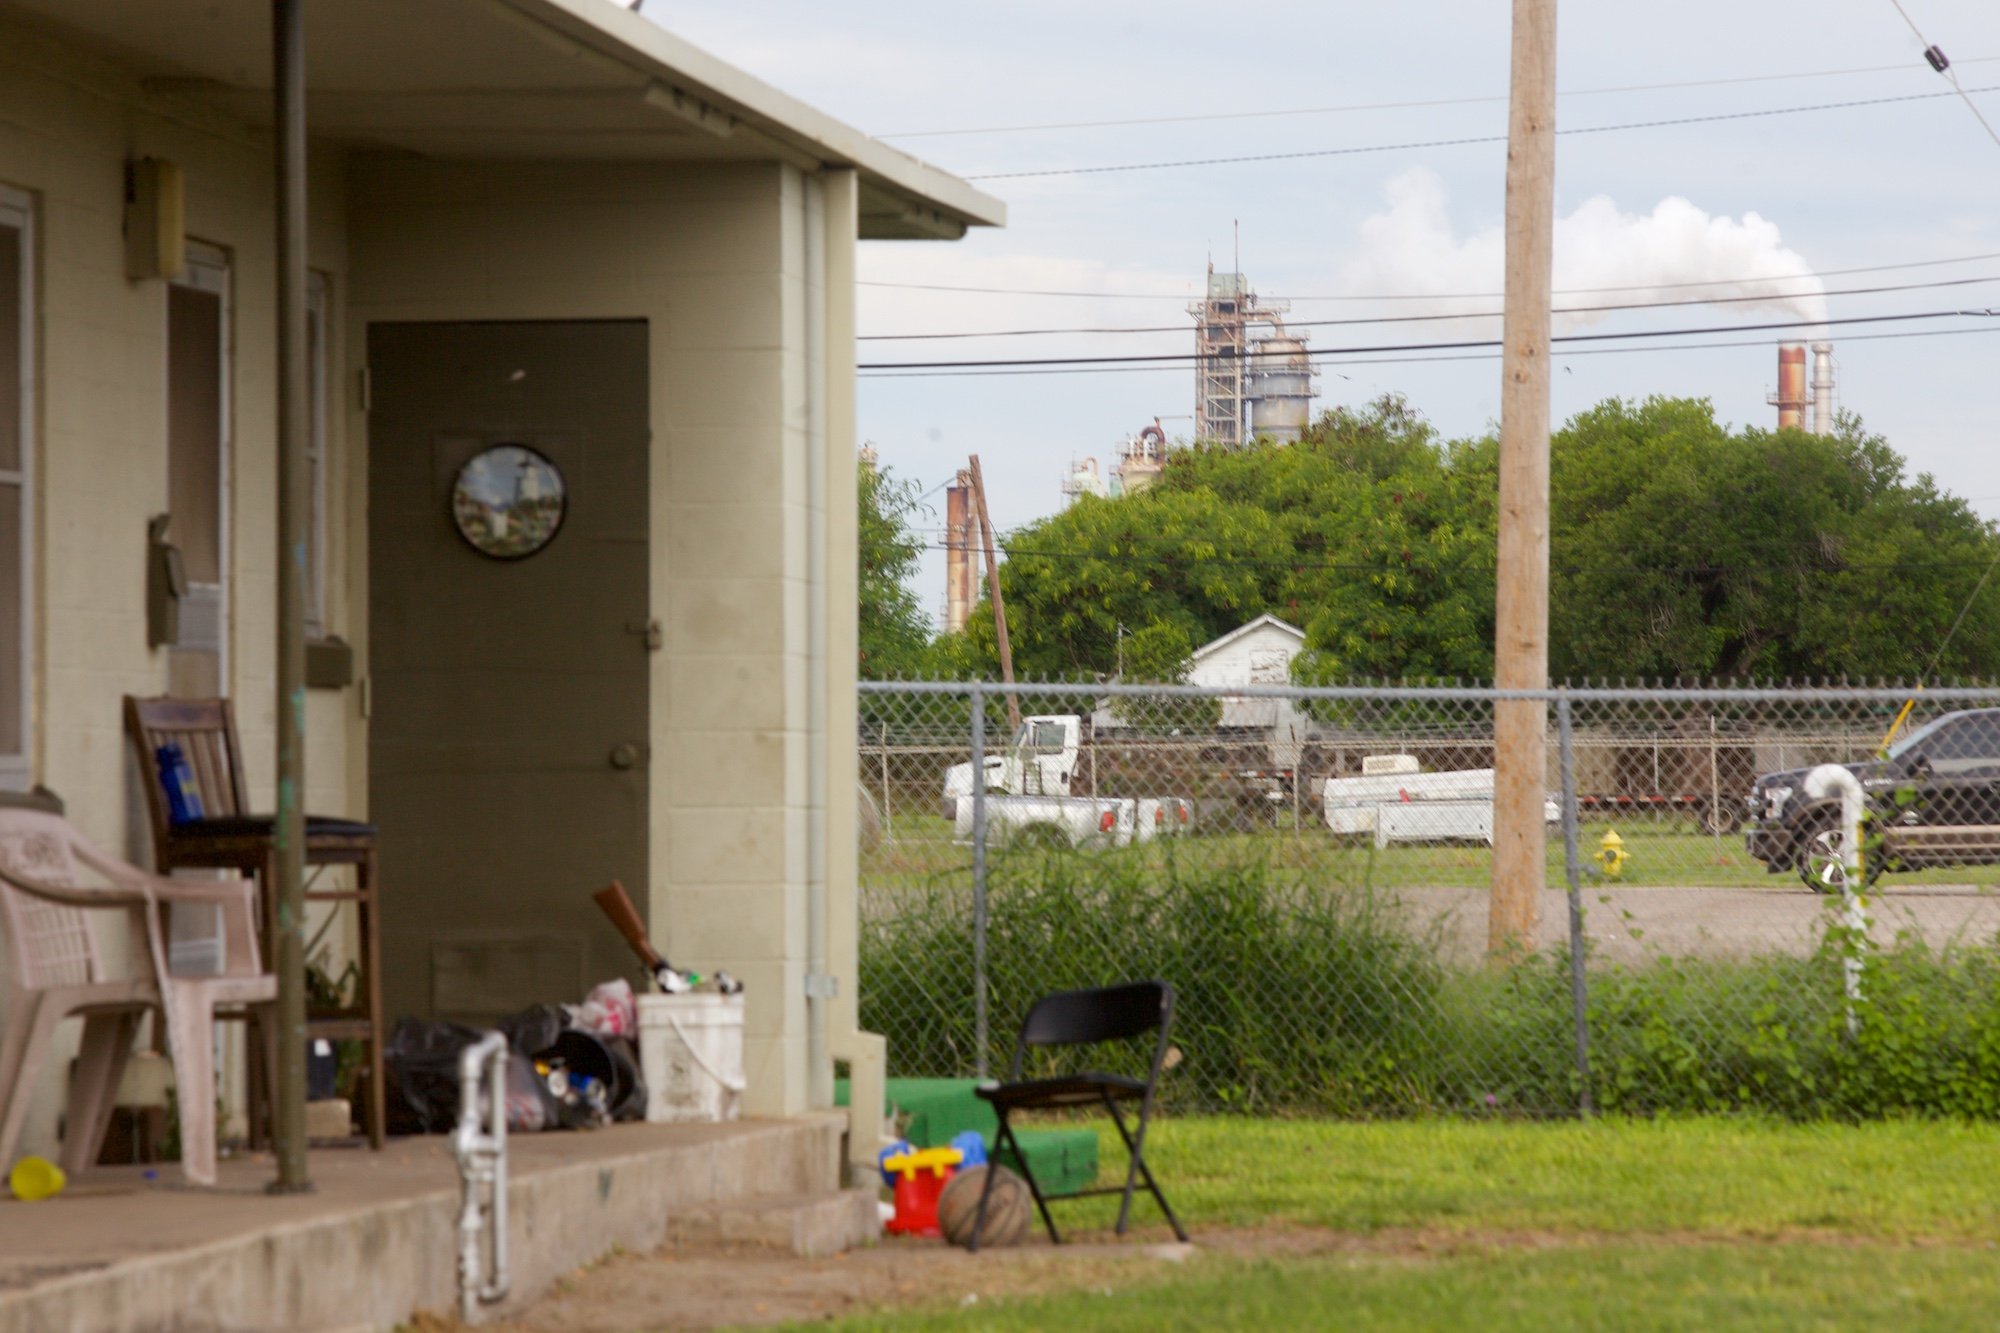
[0,808,275,1186]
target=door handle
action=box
[609,742,646,770]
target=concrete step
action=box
[0,1115,853,1333]
[667,1185,882,1258]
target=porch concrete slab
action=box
[0,1112,847,1333]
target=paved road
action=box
[1398,884,2000,965]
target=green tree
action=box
[952,394,1999,685]
[1546,398,2000,680]
[968,395,1497,683]
[856,453,931,680]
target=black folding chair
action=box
[969,980,1188,1250]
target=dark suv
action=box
[1745,707,2000,890]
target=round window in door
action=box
[450,444,567,559]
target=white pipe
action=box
[1804,764,1868,1029]
[455,1031,510,1320]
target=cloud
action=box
[1335,169,1828,331]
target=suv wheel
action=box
[1794,808,1883,893]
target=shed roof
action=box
[10,0,1005,239]
[1192,614,1306,662]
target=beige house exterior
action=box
[0,0,1000,1164]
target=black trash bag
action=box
[497,1002,570,1059]
[382,1016,485,1135]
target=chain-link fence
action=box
[857,680,2000,1118]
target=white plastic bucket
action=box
[637,993,746,1123]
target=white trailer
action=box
[1322,755,1558,848]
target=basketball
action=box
[937,1165,1033,1249]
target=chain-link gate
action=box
[857,681,2000,1118]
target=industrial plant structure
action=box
[944,469,977,634]
[1060,420,1170,510]
[1769,341,1836,434]
[1189,266,1316,446]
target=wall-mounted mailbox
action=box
[306,636,354,690]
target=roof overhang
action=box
[2,0,1003,239]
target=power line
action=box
[858,272,2000,341]
[856,322,2000,379]
[1884,0,2000,154]
[878,56,2000,139]
[960,85,1997,180]
[858,247,2000,303]
[858,308,1994,372]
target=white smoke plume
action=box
[1336,169,1827,331]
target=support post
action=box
[880,721,892,840]
[1556,696,1592,1116]
[969,688,989,1078]
[1707,713,1722,846]
[1490,0,1558,955]
[968,456,1021,735]
[269,0,311,1195]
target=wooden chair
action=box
[124,695,385,1149]
[0,807,275,1186]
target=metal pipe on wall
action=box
[269,0,311,1194]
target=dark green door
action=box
[368,320,650,1024]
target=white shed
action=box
[1187,615,1308,732]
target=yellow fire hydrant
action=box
[1594,829,1629,880]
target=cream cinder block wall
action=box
[0,17,357,1156]
[347,156,842,1116]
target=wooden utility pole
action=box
[1490,0,1557,955]
[968,455,1021,733]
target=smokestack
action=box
[944,472,975,634]
[1769,343,1807,430]
[1810,342,1834,436]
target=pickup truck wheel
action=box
[1011,823,1071,851]
[1794,809,1884,893]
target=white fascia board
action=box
[500,0,1005,232]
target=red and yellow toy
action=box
[881,1145,964,1237]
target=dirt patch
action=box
[454,1223,1999,1332]
[471,1228,1201,1333]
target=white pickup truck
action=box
[943,714,1193,848]
[1323,754,1559,848]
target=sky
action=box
[646,0,2000,626]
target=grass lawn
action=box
[865,818,2000,893]
[1078,1116,2000,1238]
[796,1244,2000,1331]
[781,1117,2000,1331]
